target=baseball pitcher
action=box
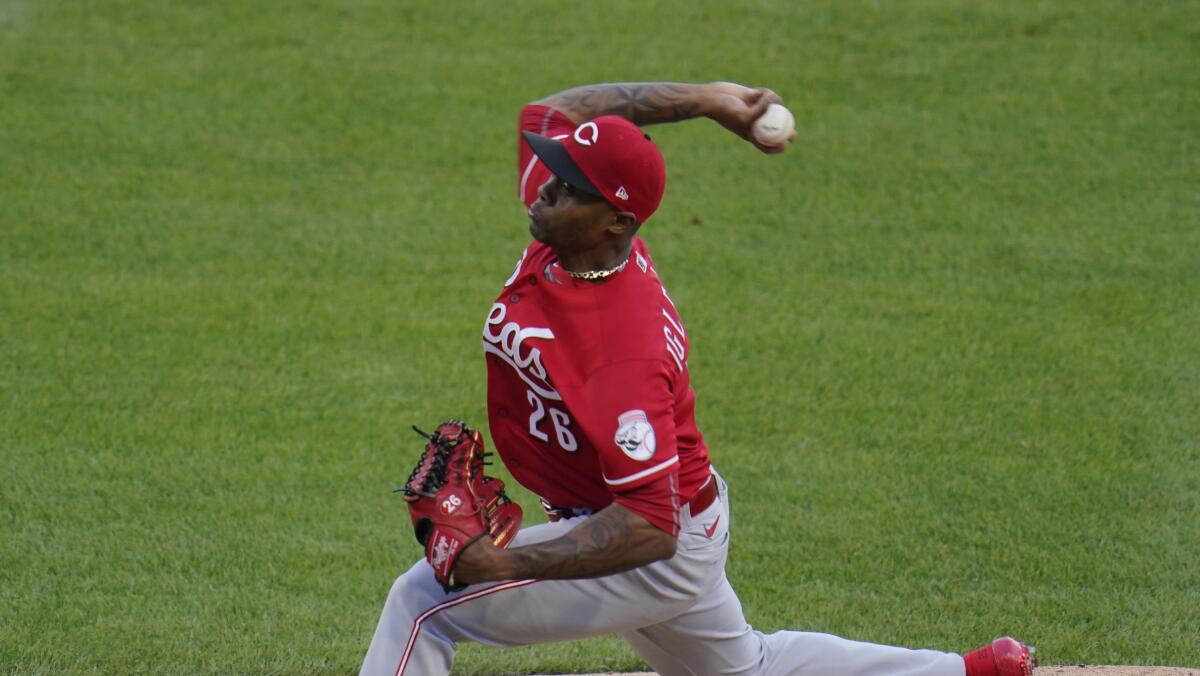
[360,81,1034,676]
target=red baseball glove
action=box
[400,419,522,592]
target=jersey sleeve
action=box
[517,104,577,208]
[573,358,683,536]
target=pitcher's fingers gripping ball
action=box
[400,419,523,592]
[751,102,795,147]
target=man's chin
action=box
[528,220,547,242]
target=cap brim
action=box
[521,131,603,198]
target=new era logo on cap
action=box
[522,116,666,223]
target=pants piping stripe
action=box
[395,578,540,676]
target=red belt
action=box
[543,474,719,522]
[687,474,719,515]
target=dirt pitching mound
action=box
[552,669,1196,676]
[1036,668,1196,676]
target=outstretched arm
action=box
[452,501,677,583]
[533,81,795,153]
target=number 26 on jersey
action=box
[526,389,578,452]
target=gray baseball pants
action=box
[360,475,966,676]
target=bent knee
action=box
[387,559,443,609]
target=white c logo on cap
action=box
[574,122,599,147]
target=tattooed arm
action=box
[452,502,677,583]
[533,82,714,126]
[533,81,794,153]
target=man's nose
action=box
[537,179,555,205]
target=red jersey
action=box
[482,105,712,535]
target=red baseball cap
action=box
[522,115,667,224]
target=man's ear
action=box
[608,211,638,235]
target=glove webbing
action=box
[400,421,492,500]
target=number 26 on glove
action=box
[399,419,523,592]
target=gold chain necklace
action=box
[564,256,629,281]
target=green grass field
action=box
[2,1,1198,674]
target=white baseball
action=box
[751,103,794,146]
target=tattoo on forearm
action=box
[553,83,704,126]
[506,506,670,580]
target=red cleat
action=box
[963,637,1035,676]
